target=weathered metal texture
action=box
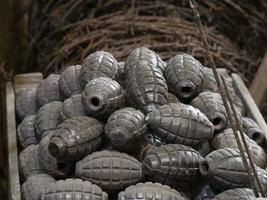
[117,61,125,87]
[58,65,83,98]
[105,107,147,152]
[15,88,38,120]
[38,135,72,178]
[40,179,108,200]
[143,144,203,187]
[17,115,37,148]
[118,182,188,200]
[75,150,143,191]
[145,103,214,147]
[201,67,219,93]
[79,51,118,88]
[35,101,62,140]
[211,128,267,168]
[194,185,215,200]
[211,188,256,200]
[125,60,168,113]
[49,116,103,162]
[21,173,56,200]
[60,94,88,121]
[167,92,180,104]
[36,74,63,107]
[82,77,125,119]
[125,47,166,72]
[19,144,41,180]
[164,53,204,101]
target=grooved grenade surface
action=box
[82,77,125,119]
[167,92,180,104]
[211,188,256,200]
[58,65,83,98]
[164,53,204,101]
[118,182,188,200]
[143,144,203,187]
[40,179,108,200]
[36,74,63,107]
[75,150,143,191]
[105,107,148,152]
[145,103,214,147]
[17,115,38,148]
[125,60,168,113]
[35,101,62,139]
[49,116,103,161]
[22,173,56,200]
[79,51,118,87]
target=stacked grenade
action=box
[15,48,267,200]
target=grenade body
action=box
[75,150,143,191]
[40,179,108,200]
[79,51,118,87]
[82,77,125,119]
[211,188,255,200]
[201,67,218,93]
[49,116,103,162]
[145,103,214,147]
[15,88,38,120]
[35,101,62,139]
[22,173,56,200]
[143,144,203,187]
[17,115,37,148]
[59,65,83,98]
[164,53,204,101]
[105,107,147,152]
[118,182,187,200]
[211,128,266,168]
[19,144,41,179]
[125,60,168,113]
[167,92,180,104]
[36,74,63,107]
[60,94,88,121]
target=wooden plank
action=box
[5,82,21,200]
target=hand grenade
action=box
[38,134,72,178]
[49,116,103,162]
[40,179,108,200]
[58,65,83,98]
[211,128,266,168]
[105,107,147,152]
[145,103,214,147]
[143,144,203,187]
[36,74,63,107]
[164,53,204,101]
[75,150,143,191]
[81,77,125,119]
[79,51,118,88]
[211,188,255,200]
[125,60,168,113]
[17,115,37,148]
[201,67,218,93]
[118,182,188,200]
[167,92,180,104]
[60,94,88,121]
[35,101,62,139]
[21,173,55,200]
[16,88,38,120]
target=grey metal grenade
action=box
[17,115,38,148]
[125,60,168,113]
[49,116,103,162]
[35,101,62,139]
[36,74,63,107]
[21,173,56,200]
[145,103,214,147]
[167,92,180,104]
[118,182,188,200]
[58,65,83,98]
[81,77,125,119]
[164,53,204,101]
[143,144,203,187]
[104,107,148,152]
[75,150,143,191]
[201,67,218,93]
[60,94,88,121]
[79,51,119,88]
[211,188,256,200]
[40,179,108,200]
[16,88,38,120]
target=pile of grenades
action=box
[16,47,267,200]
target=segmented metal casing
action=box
[167,92,180,104]
[211,188,255,200]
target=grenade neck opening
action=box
[199,160,209,176]
[212,116,225,131]
[181,86,193,94]
[88,96,103,111]
[252,131,264,145]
